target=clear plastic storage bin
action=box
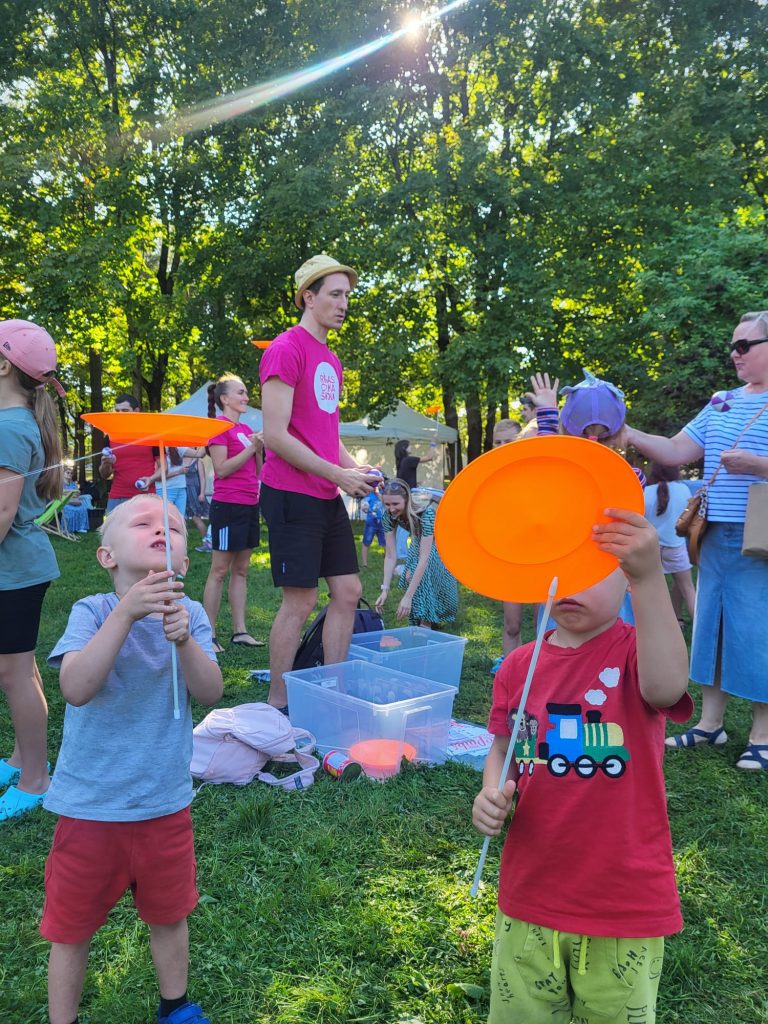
[284,660,458,762]
[347,626,467,687]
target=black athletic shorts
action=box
[0,582,50,654]
[260,483,358,588]
[209,500,260,552]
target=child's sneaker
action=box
[195,539,213,553]
[157,1002,211,1024]
[490,655,504,676]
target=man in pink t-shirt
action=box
[259,254,379,709]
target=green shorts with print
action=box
[489,912,665,1024]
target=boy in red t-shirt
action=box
[473,509,692,1024]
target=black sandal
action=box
[211,637,225,655]
[231,632,265,648]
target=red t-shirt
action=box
[209,416,259,505]
[105,441,157,499]
[259,325,342,500]
[488,619,693,938]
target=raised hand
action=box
[524,372,560,409]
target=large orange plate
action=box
[82,412,226,447]
[434,435,644,602]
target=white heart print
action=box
[598,667,620,689]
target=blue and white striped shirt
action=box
[683,387,768,522]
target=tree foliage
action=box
[1,0,766,467]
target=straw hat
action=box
[294,254,358,309]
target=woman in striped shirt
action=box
[625,311,768,771]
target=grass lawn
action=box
[1,528,767,1024]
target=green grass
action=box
[1,531,766,1023]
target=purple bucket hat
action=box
[559,369,626,438]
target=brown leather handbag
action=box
[675,486,709,566]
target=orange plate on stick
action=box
[434,435,644,603]
[82,412,226,447]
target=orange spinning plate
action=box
[434,435,644,603]
[82,412,226,447]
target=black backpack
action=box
[292,599,384,671]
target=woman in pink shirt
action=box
[202,374,264,653]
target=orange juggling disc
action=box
[82,412,226,447]
[434,435,644,603]
[250,339,272,349]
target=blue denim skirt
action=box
[690,523,768,700]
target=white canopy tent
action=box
[166,389,455,490]
[339,401,456,488]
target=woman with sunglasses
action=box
[623,311,768,772]
[375,479,458,627]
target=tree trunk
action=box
[465,389,482,463]
[434,284,462,477]
[75,379,87,486]
[88,347,105,487]
[484,402,496,452]
[442,387,461,478]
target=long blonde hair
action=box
[6,363,63,501]
[381,478,424,539]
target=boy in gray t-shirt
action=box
[41,495,223,1024]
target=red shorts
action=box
[40,808,198,944]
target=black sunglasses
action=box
[730,337,768,356]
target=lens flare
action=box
[157,0,472,140]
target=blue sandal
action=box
[0,785,47,822]
[736,743,768,771]
[157,1002,211,1024]
[665,726,728,750]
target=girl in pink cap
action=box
[0,319,65,821]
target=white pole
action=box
[158,442,181,720]
[470,575,559,896]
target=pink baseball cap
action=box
[0,319,65,397]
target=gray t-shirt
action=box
[0,407,59,590]
[45,592,217,821]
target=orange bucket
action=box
[348,739,417,781]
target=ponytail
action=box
[656,480,669,517]
[28,377,63,502]
[169,446,183,467]
[647,462,680,517]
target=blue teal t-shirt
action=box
[0,407,60,590]
[45,593,217,822]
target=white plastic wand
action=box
[158,442,181,720]
[470,575,559,897]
